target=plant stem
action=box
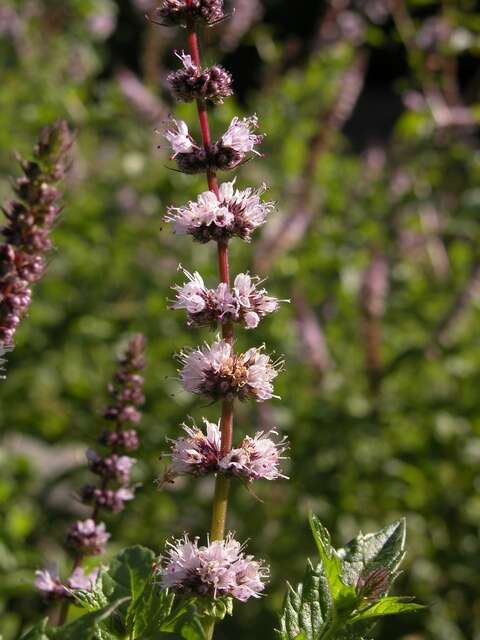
[184,10,235,639]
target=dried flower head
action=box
[179,339,281,401]
[168,51,233,104]
[220,430,289,481]
[173,268,281,329]
[154,0,225,27]
[66,519,110,555]
[170,419,222,476]
[157,533,268,601]
[165,179,274,243]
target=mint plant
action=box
[16,2,424,639]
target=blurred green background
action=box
[1,0,480,638]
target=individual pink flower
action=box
[232,273,282,328]
[179,339,281,401]
[165,179,274,243]
[170,420,222,476]
[157,533,268,601]
[163,118,197,157]
[66,567,100,591]
[220,430,289,481]
[220,115,262,155]
[34,569,68,599]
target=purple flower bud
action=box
[66,519,110,555]
[99,428,140,451]
[86,449,136,483]
[81,485,135,513]
[154,0,225,27]
[168,52,233,104]
[356,567,391,601]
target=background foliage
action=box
[1,0,480,638]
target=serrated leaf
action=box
[108,545,155,602]
[338,520,406,586]
[71,569,110,612]
[309,514,356,608]
[158,599,206,640]
[349,596,425,623]
[192,596,233,621]
[127,582,174,639]
[53,598,129,639]
[279,561,334,640]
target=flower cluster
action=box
[0,121,72,348]
[165,179,274,243]
[180,339,281,402]
[169,419,288,481]
[154,0,225,27]
[156,0,287,609]
[162,116,263,174]
[79,334,146,514]
[157,534,268,602]
[66,519,110,556]
[168,51,233,104]
[34,567,99,600]
[173,269,281,329]
[36,336,146,599]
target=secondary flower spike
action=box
[173,268,282,329]
[165,179,274,243]
[157,534,268,602]
[0,120,72,349]
[179,339,282,401]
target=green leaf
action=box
[339,520,406,586]
[108,545,155,603]
[19,619,52,640]
[71,569,111,612]
[309,513,346,601]
[126,582,175,639]
[279,561,334,640]
[52,597,129,639]
[349,596,425,623]
[157,598,206,640]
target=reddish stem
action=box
[184,13,234,550]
